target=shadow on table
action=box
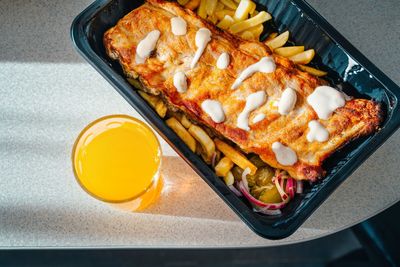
[0,201,236,247]
[0,157,238,246]
[139,156,238,222]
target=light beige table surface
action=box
[0,0,399,247]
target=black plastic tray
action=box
[71,0,400,239]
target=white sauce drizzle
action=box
[237,91,267,131]
[201,99,225,123]
[307,120,329,142]
[173,71,187,93]
[272,142,298,166]
[217,52,230,69]
[252,113,266,124]
[231,57,276,90]
[135,30,160,64]
[278,87,297,115]
[170,17,187,36]
[307,86,346,120]
[191,28,212,69]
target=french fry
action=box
[217,15,235,30]
[264,32,277,41]
[248,1,256,14]
[184,0,201,10]
[127,79,168,118]
[219,0,238,10]
[215,9,235,20]
[181,114,192,128]
[206,0,218,16]
[215,2,224,11]
[155,101,167,118]
[289,49,315,64]
[265,30,289,50]
[215,157,234,177]
[229,11,272,34]
[240,30,254,40]
[246,24,263,40]
[233,0,241,3]
[166,118,197,152]
[274,46,304,57]
[215,139,257,175]
[224,171,235,186]
[126,78,143,90]
[137,91,159,108]
[207,15,219,24]
[234,0,256,21]
[298,64,327,77]
[195,143,212,163]
[197,0,207,18]
[177,0,190,5]
[188,125,216,161]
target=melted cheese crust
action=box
[104,0,382,180]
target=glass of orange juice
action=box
[72,115,163,211]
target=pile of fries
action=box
[178,0,327,77]
[167,115,258,186]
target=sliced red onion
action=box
[211,152,217,168]
[228,185,242,197]
[274,176,290,203]
[238,181,287,210]
[285,178,295,199]
[296,180,303,194]
[241,167,251,191]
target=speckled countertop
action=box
[0,0,399,248]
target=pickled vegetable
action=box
[257,184,281,203]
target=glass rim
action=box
[71,114,162,204]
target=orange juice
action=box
[72,115,162,211]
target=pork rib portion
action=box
[104,0,382,180]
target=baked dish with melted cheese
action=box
[103,0,383,214]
